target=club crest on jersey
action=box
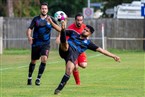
[47,22,50,25]
[84,40,88,43]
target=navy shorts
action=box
[59,46,79,65]
[31,44,50,60]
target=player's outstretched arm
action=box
[96,47,120,62]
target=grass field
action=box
[0,49,144,97]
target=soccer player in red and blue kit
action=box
[67,13,86,85]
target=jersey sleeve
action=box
[65,29,73,36]
[28,17,36,29]
[88,40,99,51]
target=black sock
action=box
[28,63,35,78]
[60,29,66,43]
[56,73,70,91]
[37,62,46,79]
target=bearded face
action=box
[40,5,48,16]
[81,27,92,38]
[75,16,83,28]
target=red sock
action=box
[73,70,80,85]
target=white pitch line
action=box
[0,60,63,71]
[88,54,102,58]
[0,54,102,71]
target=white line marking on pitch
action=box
[0,54,102,71]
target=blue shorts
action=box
[31,44,50,60]
[59,46,80,65]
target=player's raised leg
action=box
[60,21,69,51]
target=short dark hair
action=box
[75,13,84,20]
[40,2,48,9]
[86,25,94,34]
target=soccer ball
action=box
[54,11,67,22]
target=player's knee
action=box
[66,71,72,76]
[66,61,75,75]
[60,43,68,51]
[74,64,79,70]
[41,56,47,63]
[79,62,87,68]
[66,67,74,75]
[31,60,37,64]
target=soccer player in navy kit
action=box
[54,22,121,94]
[55,13,87,85]
[26,2,61,86]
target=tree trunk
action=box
[7,0,14,17]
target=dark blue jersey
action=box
[29,15,57,47]
[66,30,99,54]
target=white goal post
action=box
[0,17,3,54]
[101,23,105,49]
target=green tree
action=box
[0,0,7,16]
[41,0,87,17]
[0,0,139,17]
[13,0,40,17]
